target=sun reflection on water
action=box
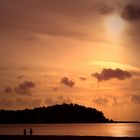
[108,123,140,137]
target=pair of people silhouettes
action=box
[23,128,33,135]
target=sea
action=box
[0,123,140,137]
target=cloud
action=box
[0,98,42,108]
[112,96,131,106]
[14,81,35,96]
[45,96,72,106]
[0,66,28,71]
[0,99,14,107]
[57,95,72,104]
[31,99,42,107]
[95,3,115,15]
[131,94,140,104]
[0,0,120,40]
[92,68,132,82]
[45,98,57,106]
[17,75,24,79]
[0,0,92,39]
[61,77,75,88]
[4,86,13,93]
[92,97,109,106]
[92,96,131,106]
[79,76,87,81]
[16,98,42,108]
[52,87,58,91]
[121,4,140,21]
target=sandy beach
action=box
[0,136,139,140]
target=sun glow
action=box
[105,15,126,37]
[88,60,139,71]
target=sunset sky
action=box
[0,0,140,121]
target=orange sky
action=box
[0,0,140,121]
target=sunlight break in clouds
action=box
[105,14,126,38]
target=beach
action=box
[0,136,139,140]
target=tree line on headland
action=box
[0,103,113,124]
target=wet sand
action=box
[0,135,139,140]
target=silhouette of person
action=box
[23,128,26,136]
[29,128,33,135]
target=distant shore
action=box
[113,121,140,123]
[0,135,140,140]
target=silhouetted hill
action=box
[0,103,113,124]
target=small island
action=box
[0,103,113,124]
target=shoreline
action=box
[0,135,140,140]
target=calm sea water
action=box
[0,123,140,137]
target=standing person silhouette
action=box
[29,128,33,135]
[23,128,26,136]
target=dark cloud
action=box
[14,81,35,96]
[61,77,75,88]
[121,4,140,21]
[52,87,58,91]
[131,94,140,104]
[79,76,87,81]
[17,75,24,79]
[4,86,13,93]
[92,68,132,82]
